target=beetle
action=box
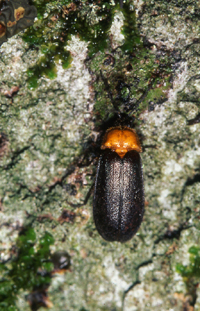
[93,126,144,242]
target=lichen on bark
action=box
[0,0,200,310]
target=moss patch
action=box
[0,227,54,310]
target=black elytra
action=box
[93,148,144,242]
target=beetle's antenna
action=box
[100,70,113,102]
[119,0,123,9]
[100,70,119,112]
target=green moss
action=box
[23,0,120,89]
[22,0,174,111]
[176,246,200,279]
[121,2,141,53]
[176,246,200,305]
[0,228,54,310]
[90,47,173,123]
[84,2,174,123]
